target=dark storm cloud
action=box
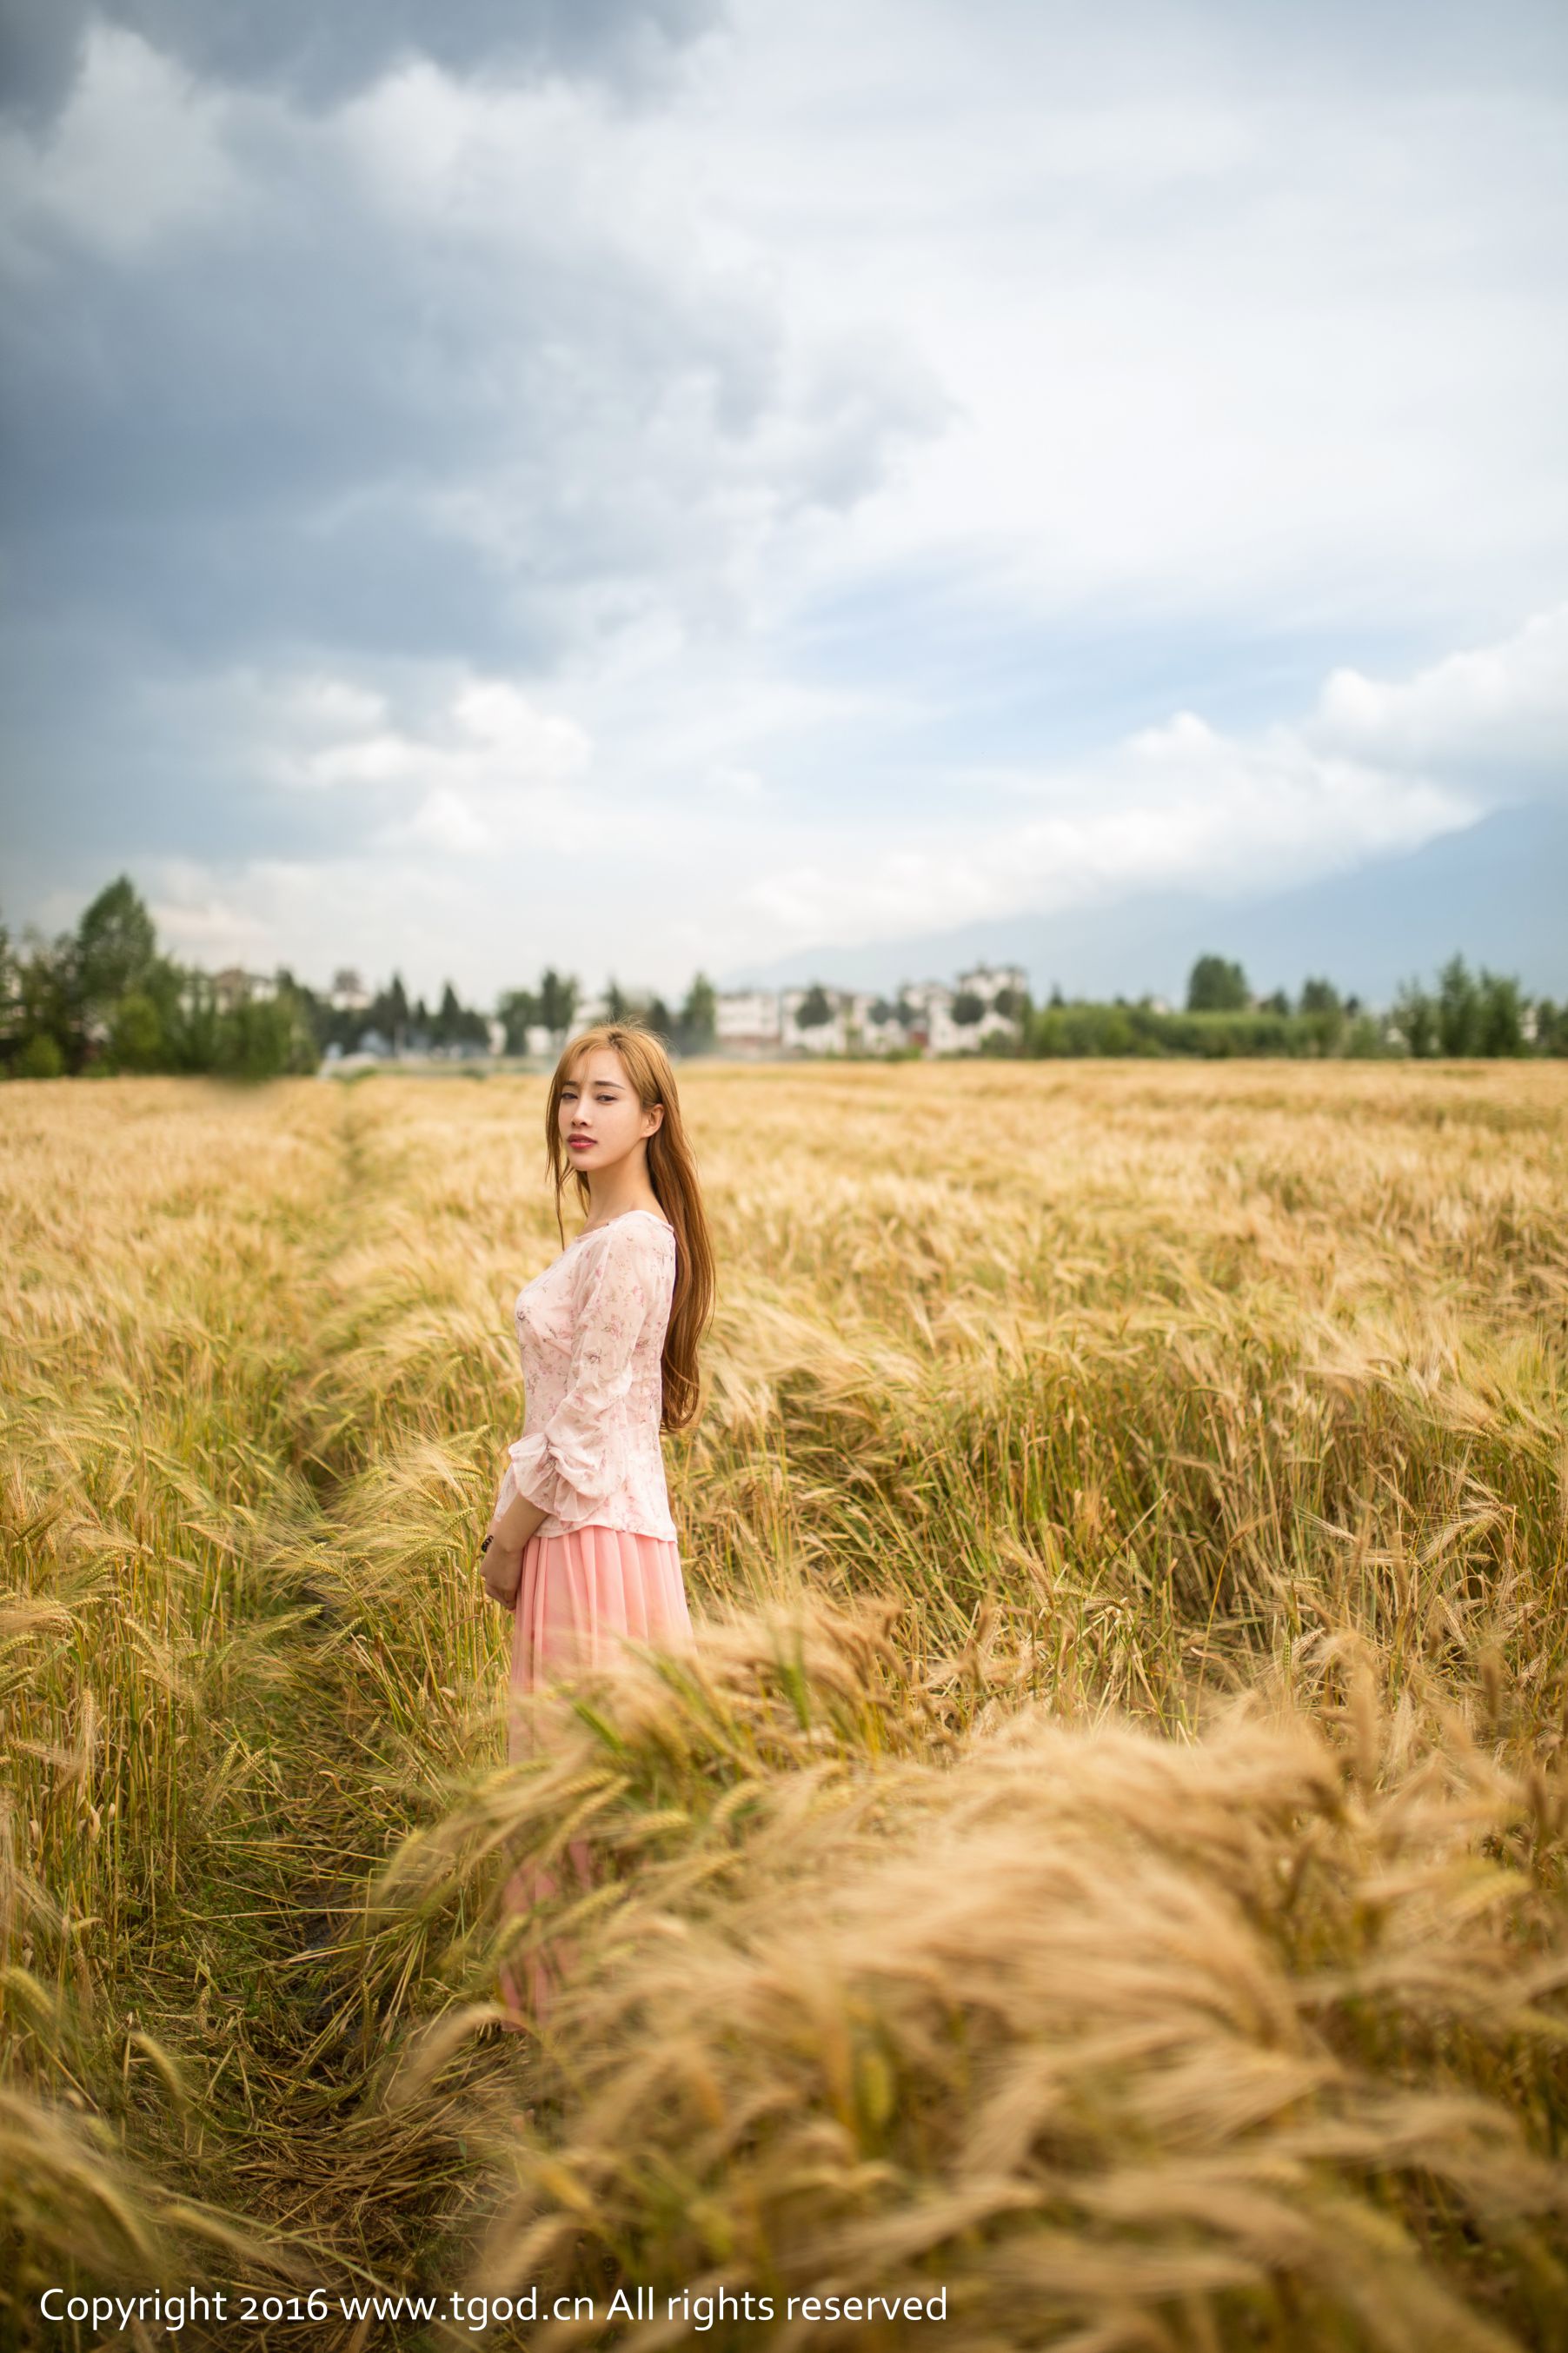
[0,11,943,887]
[9,0,1558,988]
[0,50,937,672]
[0,0,83,119]
[0,0,724,121]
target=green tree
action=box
[951,989,986,1027]
[276,967,333,1059]
[538,967,578,1041]
[214,989,319,1080]
[1437,954,1481,1056]
[0,919,22,1066]
[1186,954,1249,1013]
[497,987,541,1055]
[363,972,411,1053]
[1028,1006,1066,1056]
[797,982,834,1030]
[678,971,717,1054]
[1298,975,1344,1055]
[76,875,156,1009]
[1343,1012,1389,1059]
[644,994,674,1042]
[10,930,78,1073]
[16,1033,64,1078]
[161,968,219,1072]
[1476,969,1525,1056]
[433,982,463,1048]
[604,977,630,1021]
[1391,979,1438,1058]
[109,990,166,1072]
[1532,999,1568,1056]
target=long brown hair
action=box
[543,1022,714,1434]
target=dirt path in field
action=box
[178,1083,511,2343]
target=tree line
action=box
[0,877,721,1078]
[0,878,320,1080]
[495,971,718,1060]
[3,876,1564,1078]
[1007,954,1567,1060]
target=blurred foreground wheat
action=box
[3,1062,1565,2350]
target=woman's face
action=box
[560,1045,663,1176]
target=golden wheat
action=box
[3,1062,1565,2349]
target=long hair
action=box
[543,1022,714,1434]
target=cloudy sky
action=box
[2,0,1565,1003]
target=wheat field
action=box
[3,1061,1566,2351]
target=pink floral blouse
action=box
[496,1207,680,1543]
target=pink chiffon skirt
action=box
[498,1524,693,2030]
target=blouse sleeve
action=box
[501,1221,661,1527]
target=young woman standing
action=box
[480,1021,714,2024]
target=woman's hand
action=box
[480,1532,524,1608]
[479,1466,549,1608]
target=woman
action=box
[480,1021,714,2026]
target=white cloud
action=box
[278,675,391,738]
[1310,602,1568,785]
[53,601,1558,997]
[381,784,492,855]
[733,604,1556,950]
[0,23,239,265]
[682,0,1568,631]
[707,764,768,800]
[143,852,527,989]
[149,872,274,964]
[282,672,595,857]
[739,740,1468,947]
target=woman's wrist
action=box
[491,1482,548,1552]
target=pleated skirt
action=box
[508,1520,693,1707]
[499,1524,693,2031]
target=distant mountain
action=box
[716,799,1568,1005]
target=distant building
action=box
[845,992,908,1053]
[953,961,1028,1050]
[892,979,957,1054]
[781,987,849,1054]
[956,960,1027,1005]
[705,964,1030,1060]
[714,989,784,1055]
[330,967,371,1014]
[210,967,278,1012]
